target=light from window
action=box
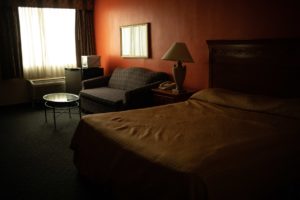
[18,7,76,79]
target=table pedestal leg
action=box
[69,108,71,119]
[44,105,47,123]
[79,103,81,119]
[53,107,56,130]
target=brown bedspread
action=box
[71,89,300,199]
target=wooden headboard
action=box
[207,39,300,98]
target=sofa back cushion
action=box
[108,67,168,90]
[108,68,127,90]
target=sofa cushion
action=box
[80,87,126,106]
[108,67,158,90]
[108,68,127,90]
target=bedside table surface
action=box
[152,88,195,96]
[151,88,196,106]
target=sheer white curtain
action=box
[18,7,76,79]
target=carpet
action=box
[0,104,112,199]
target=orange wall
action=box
[94,0,300,90]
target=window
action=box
[18,7,76,79]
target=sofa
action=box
[80,67,169,113]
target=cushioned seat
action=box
[80,67,169,113]
[80,87,126,106]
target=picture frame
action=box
[120,23,149,58]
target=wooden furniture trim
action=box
[152,88,195,105]
[207,38,300,98]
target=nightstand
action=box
[151,88,195,106]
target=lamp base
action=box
[173,63,186,94]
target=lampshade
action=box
[161,42,194,63]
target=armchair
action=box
[80,67,169,113]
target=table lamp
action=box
[161,42,194,93]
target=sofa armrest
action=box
[81,76,110,89]
[125,81,161,108]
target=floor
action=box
[0,104,111,199]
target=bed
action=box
[71,39,300,200]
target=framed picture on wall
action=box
[120,23,149,58]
